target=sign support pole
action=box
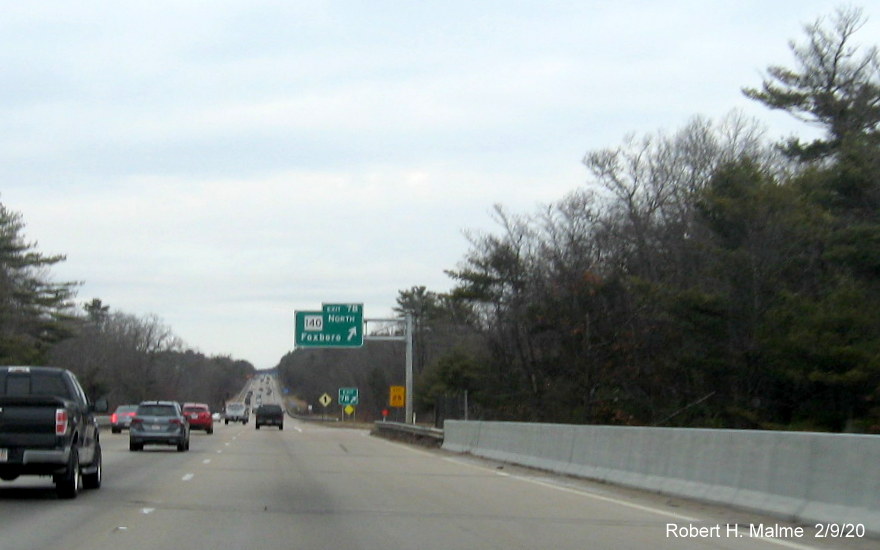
[362,314,414,424]
[405,313,413,424]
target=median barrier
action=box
[442,420,480,453]
[443,420,880,535]
[470,422,577,473]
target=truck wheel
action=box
[55,449,81,499]
[256,424,261,430]
[83,445,102,490]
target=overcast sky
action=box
[3,1,877,369]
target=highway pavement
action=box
[1,398,876,549]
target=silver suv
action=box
[224,402,249,425]
[129,401,190,452]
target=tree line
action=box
[0,201,253,408]
[399,7,880,432]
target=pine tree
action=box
[743,6,880,162]
[0,201,79,364]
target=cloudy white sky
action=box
[3,1,877,369]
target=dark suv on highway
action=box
[255,404,284,430]
[129,401,190,452]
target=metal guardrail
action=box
[373,421,444,440]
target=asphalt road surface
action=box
[1,417,876,549]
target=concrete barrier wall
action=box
[443,420,880,534]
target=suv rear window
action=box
[0,372,69,397]
[137,405,177,416]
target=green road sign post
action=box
[339,387,358,422]
[294,303,364,348]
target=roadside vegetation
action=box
[0,208,253,408]
[48,300,254,410]
[411,6,880,431]
[286,7,880,432]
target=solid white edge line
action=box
[372,434,828,549]
[434,447,827,549]
[375,438,699,521]
[442,458,826,550]
[485,465,701,522]
[751,538,829,550]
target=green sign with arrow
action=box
[338,387,359,406]
[294,303,364,348]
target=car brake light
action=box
[111,413,118,423]
[55,409,69,436]
[169,418,181,425]
[131,416,143,425]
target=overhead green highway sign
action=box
[294,303,364,348]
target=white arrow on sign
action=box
[347,327,357,341]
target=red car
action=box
[111,404,138,433]
[182,403,213,434]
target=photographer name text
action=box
[666,522,866,539]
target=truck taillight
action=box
[55,409,69,436]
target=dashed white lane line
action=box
[182,473,194,481]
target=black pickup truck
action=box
[0,366,108,498]
[254,404,284,430]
